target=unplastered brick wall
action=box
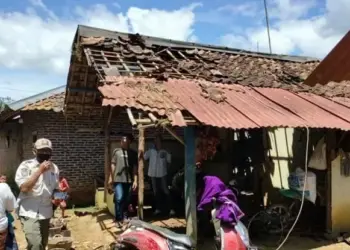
[19,109,184,205]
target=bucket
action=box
[47,234,73,250]
[49,227,62,238]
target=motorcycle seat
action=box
[130,219,195,247]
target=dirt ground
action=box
[13,208,350,250]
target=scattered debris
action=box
[80,35,319,91]
[199,82,227,103]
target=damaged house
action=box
[3,25,350,237]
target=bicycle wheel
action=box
[288,199,301,222]
[265,204,290,234]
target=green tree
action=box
[0,96,14,112]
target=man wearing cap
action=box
[109,134,138,227]
[15,138,59,250]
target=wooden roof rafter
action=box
[133,52,198,126]
[83,46,199,126]
[125,107,186,145]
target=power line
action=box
[0,87,42,94]
[263,0,272,54]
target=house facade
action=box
[0,88,184,205]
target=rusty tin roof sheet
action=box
[256,88,350,130]
[100,76,350,130]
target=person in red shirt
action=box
[52,176,70,218]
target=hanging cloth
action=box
[308,137,327,170]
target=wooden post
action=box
[325,130,335,236]
[138,127,145,220]
[184,126,197,242]
[104,107,113,201]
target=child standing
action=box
[53,176,70,218]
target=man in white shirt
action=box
[15,138,59,250]
[144,135,175,216]
[0,182,16,250]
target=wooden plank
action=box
[101,51,112,67]
[138,127,145,219]
[116,53,134,76]
[177,50,189,61]
[126,108,137,126]
[166,49,179,61]
[164,126,185,145]
[104,107,113,201]
[326,130,335,236]
[184,126,197,242]
[137,61,147,72]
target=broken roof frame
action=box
[64,25,320,114]
[63,25,350,131]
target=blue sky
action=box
[0,0,348,100]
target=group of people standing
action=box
[109,133,175,227]
[0,132,176,248]
[0,138,69,250]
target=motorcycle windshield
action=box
[235,221,250,247]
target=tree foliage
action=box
[0,96,15,113]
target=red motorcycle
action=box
[115,198,256,250]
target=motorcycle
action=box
[116,174,257,250]
[115,199,255,249]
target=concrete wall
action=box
[267,128,294,189]
[331,154,350,234]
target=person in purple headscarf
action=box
[197,175,244,226]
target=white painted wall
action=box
[268,128,294,189]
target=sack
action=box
[308,137,327,170]
[288,168,317,203]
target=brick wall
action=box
[0,108,185,206]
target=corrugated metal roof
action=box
[99,77,186,126]
[255,88,350,130]
[8,85,65,112]
[100,77,350,130]
[332,97,350,108]
[297,93,350,123]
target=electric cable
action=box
[275,127,310,250]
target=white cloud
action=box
[269,0,317,20]
[0,1,198,76]
[220,0,349,58]
[217,3,259,17]
[126,4,199,41]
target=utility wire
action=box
[275,127,310,250]
[263,0,273,54]
[0,87,39,93]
